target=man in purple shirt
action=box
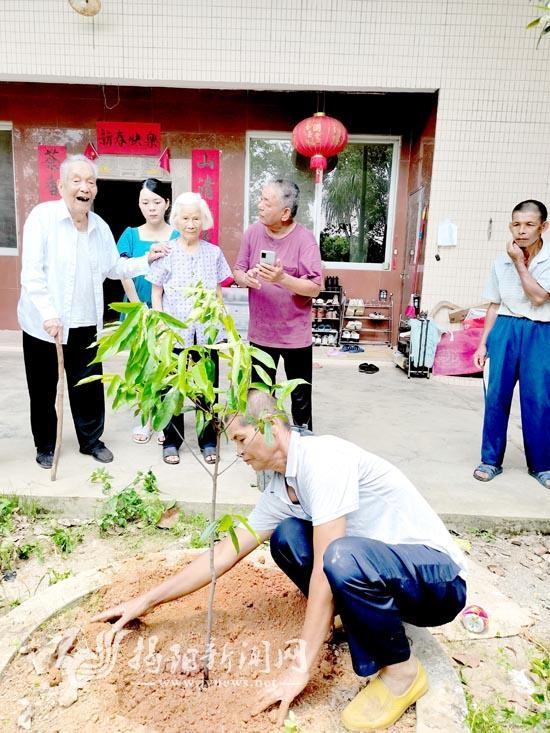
[234,180,322,429]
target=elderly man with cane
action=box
[17,154,169,469]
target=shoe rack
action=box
[341,297,393,346]
[312,277,343,347]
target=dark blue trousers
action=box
[482,316,550,473]
[270,517,466,677]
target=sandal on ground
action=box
[529,470,550,489]
[163,446,180,465]
[473,463,503,482]
[201,446,217,465]
[132,424,152,444]
[157,432,165,445]
[359,362,379,374]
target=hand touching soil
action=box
[252,667,311,726]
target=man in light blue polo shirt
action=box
[473,199,550,489]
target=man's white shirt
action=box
[18,199,149,343]
[483,239,550,321]
[247,431,467,577]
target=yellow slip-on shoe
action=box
[341,661,428,731]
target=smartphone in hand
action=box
[260,250,276,266]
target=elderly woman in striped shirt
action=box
[147,192,232,466]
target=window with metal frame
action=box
[0,123,17,254]
[245,132,400,270]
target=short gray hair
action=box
[227,389,290,429]
[170,191,214,230]
[59,154,98,183]
[271,179,300,218]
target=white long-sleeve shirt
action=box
[17,199,150,344]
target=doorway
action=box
[94,179,172,320]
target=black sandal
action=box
[359,362,379,374]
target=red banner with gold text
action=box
[191,149,220,245]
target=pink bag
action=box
[432,317,485,376]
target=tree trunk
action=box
[203,435,221,685]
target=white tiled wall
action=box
[1,1,550,307]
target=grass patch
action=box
[50,526,83,555]
[170,510,209,548]
[0,541,17,573]
[0,495,50,536]
[92,469,173,535]
[47,568,73,585]
[464,645,550,731]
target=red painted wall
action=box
[0,83,437,334]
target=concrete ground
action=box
[1,331,549,530]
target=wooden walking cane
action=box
[51,333,65,481]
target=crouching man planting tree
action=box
[94,390,467,731]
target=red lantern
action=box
[292,112,348,183]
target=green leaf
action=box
[95,308,141,362]
[106,374,123,398]
[77,374,103,386]
[108,301,144,314]
[217,514,234,532]
[228,526,240,554]
[199,519,219,544]
[249,347,276,371]
[253,363,273,386]
[249,381,271,393]
[152,388,179,431]
[195,408,205,438]
[263,421,273,444]
[156,311,189,329]
[233,514,261,544]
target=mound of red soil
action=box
[0,554,415,732]
[92,559,322,732]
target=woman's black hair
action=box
[141,178,172,219]
[512,199,548,222]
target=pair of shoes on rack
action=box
[345,298,365,317]
[342,331,360,341]
[345,320,362,331]
[368,312,386,320]
[314,297,325,306]
[315,334,337,346]
[314,334,337,346]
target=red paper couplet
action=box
[38,145,66,201]
[96,122,162,156]
[191,149,220,245]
